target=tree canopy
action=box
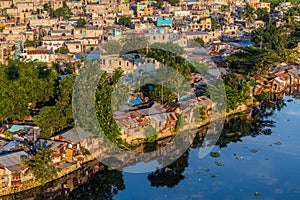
[76,18,87,28]
[119,16,131,26]
[0,60,56,121]
[54,46,69,54]
[53,2,72,19]
[34,76,74,137]
[22,147,59,185]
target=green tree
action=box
[34,76,74,137]
[153,0,163,9]
[251,24,288,57]
[119,16,131,26]
[54,46,69,54]
[43,3,49,11]
[145,125,158,142]
[149,84,177,104]
[150,42,184,55]
[255,8,270,24]
[22,147,59,185]
[211,17,217,30]
[24,39,39,48]
[0,60,56,121]
[120,34,148,54]
[285,6,300,25]
[226,46,277,75]
[95,69,124,143]
[76,18,87,28]
[221,4,228,12]
[243,3,256,27]
[190,37,205,47]
[167,0,180,6]
[53,2,72,19]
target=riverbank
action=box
[0,154,97,197]
[0,100,265,197]
[125,102,252,146]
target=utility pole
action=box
[259,35,263,49]
[161,81,163,104]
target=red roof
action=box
[27,50,49,55]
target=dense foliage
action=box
[119,16,131,26]
[22,147,59,185]
[24,39,39,48]
[0,60,56,121]
[95,69,123,143]
[33,76,74,137]
[53,2,72,19]
[54,46,69,54]
[76,18,87,28]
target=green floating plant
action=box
[210,152,221,157]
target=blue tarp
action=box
[180,94,190,101]
[75,54,100,60]
[2,141,19,151]
[8,125,27,133]
[58,74,73,80]
[127,95,143,105]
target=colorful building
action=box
[155,17,173,27]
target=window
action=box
[119,61,121,65]
[76,45,79,49]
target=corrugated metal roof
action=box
[60,128,91,144]
[0,151,28,171]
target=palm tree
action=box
[243,3,256,27]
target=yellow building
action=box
[260,2,271,13]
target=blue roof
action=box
[185,31,208,35]
[75,54,100,60]
[126,94,143,105]
[58,74,73,80]
[2,141,19,151]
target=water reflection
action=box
[60,167,125,200]
[146,97,287,189]
[147,150,189,188]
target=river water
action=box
[5,95,300,199]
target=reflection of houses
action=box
[0,151,33,189]
[272,77,286,92]
[288,69,300,85]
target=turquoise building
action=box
[155,17,173,27]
